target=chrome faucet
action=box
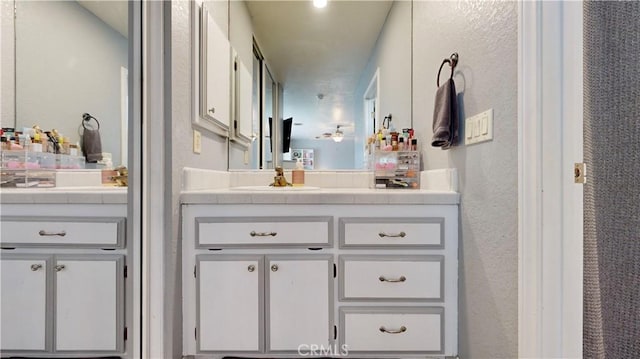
[270,167,291,187]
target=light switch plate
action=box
[464,109,493,145]
[193,129,201,154]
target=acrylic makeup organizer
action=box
[373,150,420,189]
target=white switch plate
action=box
[193,129,201,154]
[464,109,493,145]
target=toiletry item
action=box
[390,132,399,151]
[411,138,418,151]
[292,158,305,186]
[398,137,404,151]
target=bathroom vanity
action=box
[0,188,131,358]
[181,184,459,358]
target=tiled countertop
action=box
[0,187,128,204]
[181,187,460,205]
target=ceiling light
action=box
[313,0,327,9]
[332,126,344,142]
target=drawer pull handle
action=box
[30,264,43,271]
[379,275,407,283]
[378,231,406,238]
[250,231,277,237]
[271,264,279,272]
[379,326,407,334]
[54,265,66,272]
[39,230,66,237]
[248,265,255,272]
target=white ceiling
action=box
[245,0,393,139]
[77,0,128,39]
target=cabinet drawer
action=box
[0,216,125,248]
[340,307,443,353]
[339,217,444,248]
[340,256,443,301]
[196,216,332,248]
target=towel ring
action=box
[82,113,100,130]
[437,53,459,87]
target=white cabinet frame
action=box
[191,1,230,137]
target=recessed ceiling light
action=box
[313,0,327,9]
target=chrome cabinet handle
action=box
[208,107,215,114]
[248,265,255,272]
[250,231,277,237]
[379,275,407,283]
[31,264,43,271]
[54,264,66,272]
[378,231,406,238]
[379,326,407,334]
[39,230,66,237]
[271,264,278,272]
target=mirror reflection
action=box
[13,0,129,168]
[227,0,412,170]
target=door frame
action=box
[518,2,583,358]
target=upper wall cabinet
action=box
[192,2,231,137]
[230,51,253,148]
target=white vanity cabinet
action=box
[337,216,454,356]
[0,202,128,357]
[0,256,48,351]
[197,255,263,352]
[194,254,332,353]
[267,256,332,352]
[181,200,459,358]
[54,256,124,352]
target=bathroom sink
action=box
[229,185,320,191]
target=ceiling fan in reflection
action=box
[316,125,351,142]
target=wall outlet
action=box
[464,109,493,145]
[193,129,201,154]
[244,150,249,164]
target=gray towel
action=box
[431,78,458,149]
[82,128,103,163]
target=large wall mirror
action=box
[225,0,413,170]
[7,0,129,168]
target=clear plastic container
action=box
[0,150,56,188]
[373,150,420,189]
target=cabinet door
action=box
[55,256,124,352]
[267,257,332,351]
[0,256,48,351]
[198,256,263,352]
[203,3,230,128]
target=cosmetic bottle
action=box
[292,158,305,186]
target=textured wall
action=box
[15,1,127,165]
[355,0,412,168]
[1,0,15,127]
[413,1,518,357]
[170,1,229,357]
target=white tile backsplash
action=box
[420,168,458,191]
[55,170,102,187]
[183,168,457,192]
[183,167,230,190]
